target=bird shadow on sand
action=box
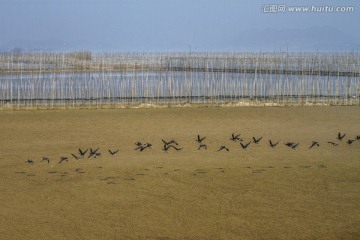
[252,169,266,174]
[75,168,85,173]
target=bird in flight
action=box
[217,146,229,152]
[25,159,34,164]
[309,141,320,149]
[347,139,355,145]
[108,149,119,156]
[230,133,242,142]
[162,144,182,152]
[71,153,81,160]
[269,140,279,148]
[58,156,68,164]
[88,148,100,158]
[252,136,263,144]
[285,142,299,149]
[162,139,178,146]
[79,148,88,157]
[196,135,206,143]
[198,144,207,150]
[40,157,50,163]
[162,144,170,152]
[134,142,145,151]
[327,141,338,146]
[240,141,251,149]
[337,132,346,141]
[139,143,152,152]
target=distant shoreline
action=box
[1,100,359,111]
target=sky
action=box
[0,0,359,52]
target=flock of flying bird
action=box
[24,132,359,164]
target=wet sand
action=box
[0,106,359,240]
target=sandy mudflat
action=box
[0,106,359,240]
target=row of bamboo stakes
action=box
[0,51,359,109]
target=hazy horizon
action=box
[1,0,359,52]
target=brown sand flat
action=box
[0,106,359,240]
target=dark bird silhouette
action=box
[79,148,88,157]
[58,156,68,164]
[162,144,182,152]
[337,132,346,141]
[240,141,251,149]
[285,142,299,149]
[309,141,320,149]
[347,139,355,145]
[217,146,229,152]
[25,159,34,164]
[230,133,242,142]
[355,135,360,140]
[71,153,81,160]
[88,148,100,158]
[198,144,207,150]
[162,144,171,152]
[327,141,338,146]
[92,147,99,153]
[252,136,263,144]
[139,146,147,152]
[285,142,295,147]
[134,142,143,151]
[108,149,119,156]
[139,143,152,152]
[196,135,206,143]
[40,157,50,163]
[162,139,178,146]
[269,140,279,148]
